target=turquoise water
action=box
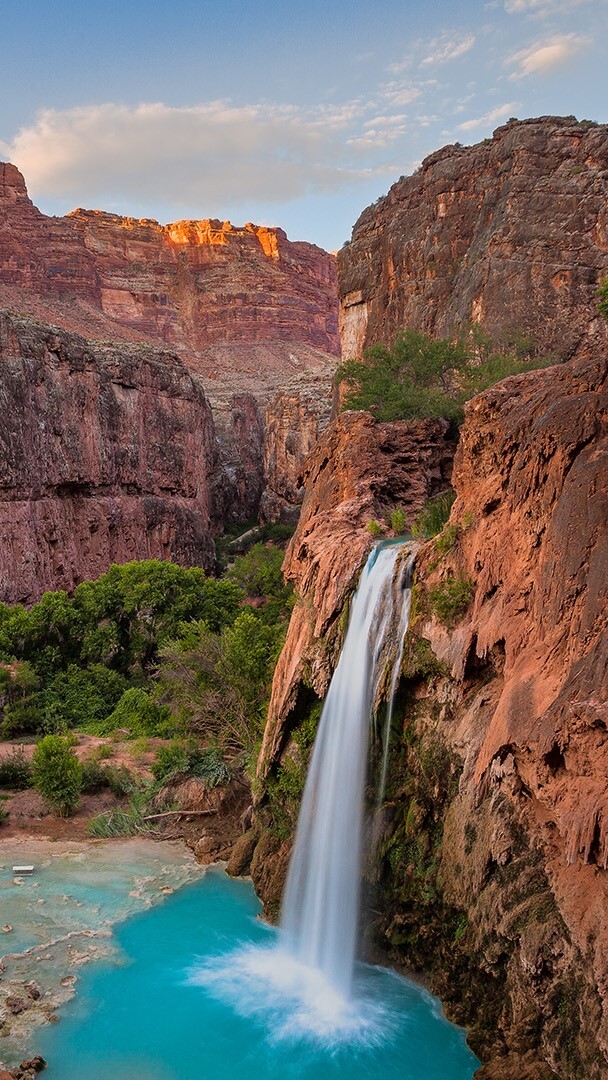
[38,868,479,1079]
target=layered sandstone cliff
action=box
[0,311,218,603]
[0,161,340,530]
[0,162,339,369]
[250,350,608,1077]
[338,117,608,362]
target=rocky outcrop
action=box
[338,117,608,362]
[256,409,456,778]
[251,349,608,1076]
[403,350,608,1075]
[0,312,218,603]
[0,163,339,369]
[0,161,340,528]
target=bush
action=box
[367,519,384,537]
[389,507,407,534]
[151,737,231,787]
[0,748,33,790]
[597,278,608,323]
[428,577,474,626]
[227,544,293,624]
[411,492,456,539]
[32,735,82,816]
[337,327,552,423]
[94,688,173,738]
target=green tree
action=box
[157,611,283,760]
[336,327,551,424]
[32,735,82,816]
[227,543,293,623]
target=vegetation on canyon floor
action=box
[337,326,552,423]
[0,541,292,822]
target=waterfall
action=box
[280,541,414,1002]
[377,551,416,809]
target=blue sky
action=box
[1,0,606,249]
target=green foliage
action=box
[596,277,608,323]
[227,543,293,624]
[337,327,552,423]
[0,805,7,827]
[428,577,474,626]
[388,507,407,534]
[367,519,383,537]
[87,790,150,838]
[0,748,33,790]
[157,610,283,761]
[92,688,173,739]
[434,523,459,558]
[31,735,82,816]
[151,736,230,787]
[411,492,456,539]
[80,759,138,796]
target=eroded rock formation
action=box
[250,350,608,1076]
[0,161,340,533]
[0,312,217,603]
[338,116,608,362]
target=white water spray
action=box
[280,542,414,1003]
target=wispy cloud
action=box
[1,100,388,213]
[390,32,476,74]
[458,102,518,131]
[504,0,595,13]
[508,33,590,77]
[421,34,476,67]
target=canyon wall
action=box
[0,312,218,603]
[338,116,608,362]
[249,349,608,1077]
[0,161,340,533]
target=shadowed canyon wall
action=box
[0,312,217,603]
[247,116,608,1077]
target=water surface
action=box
[37,867,480,1079]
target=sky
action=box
[1,0,606,250]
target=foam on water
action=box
[189,944,393,1046]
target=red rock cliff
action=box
[252,350,608,1077]
[0,163,339,372]
[0,311,218,603]
[338,117,608,362]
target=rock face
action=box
[0,163,340,368]
[251,350,608,1076]
[255,407,456,774]
[0,161,340,531]
[0,312,217,603]
[338,117,608,362]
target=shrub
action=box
[151,737,231,787]
[389,507,407,534]
[411,492,456,539]
[95,688,173,738]
[337,327,552,424]
[0,748,33,790]
[0,805,7,827]
[31,735,82,816]
[597,278,608,323]
[227,543,293,624]
[367,519,383,537]
[428,577,474,626]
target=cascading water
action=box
[280,542,415,1002]
[377,550,416,810]
[194,538,469,1056]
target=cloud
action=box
[458,102,518,131]
[2,100,386,213]
[420,34,476,67]
[509,33,590,77]
[390,32,475,73]
[504,0,594,13]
